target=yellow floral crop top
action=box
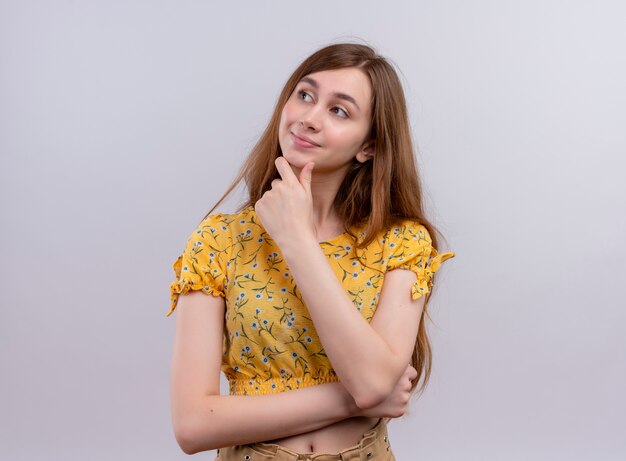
[167,205,454,396]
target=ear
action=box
[355,140,375,164]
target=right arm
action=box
[170,291,415,454]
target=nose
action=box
[299,105,322,131]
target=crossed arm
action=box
[171,291,357,454]
[170,267,420,453]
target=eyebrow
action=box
[299,77,361,112]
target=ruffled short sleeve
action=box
[384,220,455,300]
[166,214,232,317]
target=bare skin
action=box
[262,417,382,453]
[255,357,417,453]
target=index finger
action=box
[275,156,297,183]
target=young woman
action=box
[167,43,455,460]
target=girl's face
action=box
[278,67,374,174]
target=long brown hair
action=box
[204,43,448,395]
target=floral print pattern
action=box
[168,206,454,395]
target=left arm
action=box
[279,236,424,410]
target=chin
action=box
[280,149,309,169]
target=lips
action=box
[291,132,320,147]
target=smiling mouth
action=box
[291,132,320,148]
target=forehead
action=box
[298,68,372,110]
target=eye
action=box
[331,106,349,118]
[297,90,313,102]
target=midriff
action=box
[262,416,381,453]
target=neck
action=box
[302,165,350,233]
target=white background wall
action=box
[1,1,624,460]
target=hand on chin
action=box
[254,156,316,247]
